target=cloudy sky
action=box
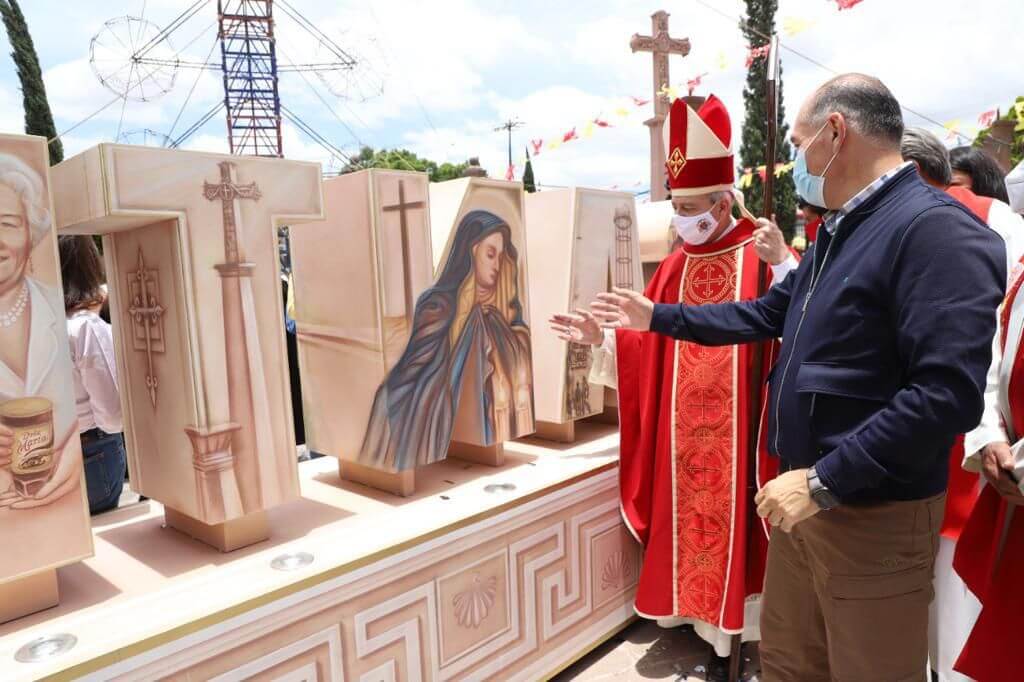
[1,0,1020,193]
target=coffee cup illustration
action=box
[0,397,55,498]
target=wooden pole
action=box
[730,33,780,682]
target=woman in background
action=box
[950,146,1010,203]
[59,235,126,514]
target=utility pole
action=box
[494,118,524,169]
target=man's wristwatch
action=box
[806,466,840,510]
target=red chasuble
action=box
[615,217,779,633]
[953,250,1024,682]
[941,185,995,541]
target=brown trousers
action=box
[759,494,945,682]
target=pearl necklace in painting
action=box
[0,282,28,328]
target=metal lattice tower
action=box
[217,0,283,157]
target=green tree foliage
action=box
[739,0,797,242]
[0,0,62,164]
[974,97,1024,168]
[522,147,536,192]
[341,146,468,182]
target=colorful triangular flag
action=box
[686,72,709,95]
[783,16,815,36]
[977,109,998,128]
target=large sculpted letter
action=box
[0,134,92,622]
[293,175,534,496]
[53,145,323,550]
[290,169,434,496]
[525,188,642,442]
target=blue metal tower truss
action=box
[217,0,282,157]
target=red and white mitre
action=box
[662,94,735,197]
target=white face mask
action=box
[672,208,719,245]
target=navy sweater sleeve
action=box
[815,205,1007,499]
[648,252,801,344]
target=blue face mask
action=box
[793,122,840,207]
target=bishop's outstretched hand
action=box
[549,309,604,346]
[591,288,654,332]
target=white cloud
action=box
[1,0,1017,194]
[272,0,552,130]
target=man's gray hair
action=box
[807,73,904,148]
[707,190,732,205]
[900,128,951,186]
[0,152,51,247]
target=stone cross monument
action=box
[630,10,691,201]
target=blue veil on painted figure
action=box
[359,209,534,471]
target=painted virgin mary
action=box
[359,210,534,472]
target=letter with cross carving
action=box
[0,133,93,607]
[52,144,323,533]
[289,169,434,495]
[524,188,641,438]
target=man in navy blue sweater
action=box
[585,74,1006,680]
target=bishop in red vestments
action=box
[551,95,796,676]
[953,248,1024,682]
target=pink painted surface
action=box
[429,178,536,453]
[524,188,641,425]
[0,133,93,585]
[51,145,324,524]
[0,424,634,681]
[290,170,434,469]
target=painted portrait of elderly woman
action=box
[0,150,82,511]
[359,209,534,472]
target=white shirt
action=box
[963,198,1024,490]
[67,309,122,434]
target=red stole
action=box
[953,251,1024,681]
[940,185,995,540]
[616,218,778,629]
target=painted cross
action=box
[381,180,426,325]
[613,206,635,290]
[203,161,261,267]
[203,160,265,513]
[127,247,166,408]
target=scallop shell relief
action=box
[453,573,498,629]
[601,550,636,590]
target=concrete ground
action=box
[553,620,761,682]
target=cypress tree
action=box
[739,0,796,241]
[522,147,536,192]
[0,0,63,164]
